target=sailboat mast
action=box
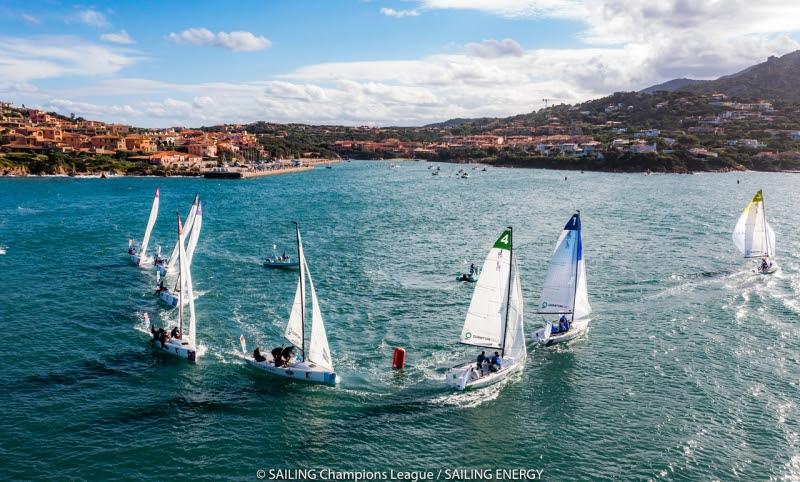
[760,190,770,256]
[293,221,305,360]
[571,212,580,321]
[501,226,513,357]
[176,213,183,334]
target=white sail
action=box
[182,235,197,347]
[733,190,775,258]
[459,229,512,349]
[573,251,591,320]
[305,255,333,371]
[283,227,305,350]
[503,261,526,359]
[140,187,160,257]
[537,214,581,317]
[167,195,198,271]
[185,201,203,266]
[176,214,196,345]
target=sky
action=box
[2,0,800,127]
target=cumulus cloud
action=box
[465,38,524,58]
[380,7,421,17]
[167,28,271,52]
[100,30,135,45]
[73,9,110,28]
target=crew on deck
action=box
[253,346,266,362]
[551,314,571,334]
[489,352,502,372]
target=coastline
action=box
[0,159,339,179]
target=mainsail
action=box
[284,225,305,351]
[733,190,775,258]
[140,187,160,257]
[167,194,199,271]
[185,201,203,266]
[282,224,334,370]
[459,229,512,350]
[176,213,197,346]
[537,213,590,321]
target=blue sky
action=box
[2,1,799,127]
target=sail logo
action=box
[464,332,472,339]
[541,302,548,308]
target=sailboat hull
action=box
[445,356,524,391]
[263,259,300,269]
[158,289,181,308]
[130,253,154,266]
[533,318,591,346]
[246,358,338,385]
[148,337,198,362]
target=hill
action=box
[641,50,800,101]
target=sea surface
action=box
[1,162,799,481]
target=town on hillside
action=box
[4,89,800,175]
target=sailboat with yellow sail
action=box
[733,189,778,274]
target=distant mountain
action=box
[640,78,708,94]
[424,117,495,128]
[641,50,800,100]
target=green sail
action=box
[493,228,512,250]
[752,190,763,203]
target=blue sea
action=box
[1,162,799,481]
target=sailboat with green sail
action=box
[446,227,526,391]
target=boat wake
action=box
[428,371,521,408]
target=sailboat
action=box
[157,201,203,308]
[733,190,778,274]
[264,244,300,269]
[240,222,339,385]
[155,194,199,276]
[128,187,159,266]
[147,213,200,361]
[446,227,526,391]
[532,212,592,345]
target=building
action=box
[148,151,202,168]
[187,142,218,158]
[90,135,125,151]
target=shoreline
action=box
[0,159,340,179]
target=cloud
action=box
[380,7,421,17]
[21,14,40,26]
[100,30,135,45]
[420,0,583,18]
[465,38,524,58]
[0,36,139,82]
[167,28,271,52]
[73,9,110,28]
[13,0,800,127]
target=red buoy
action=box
[392,347,406,369]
